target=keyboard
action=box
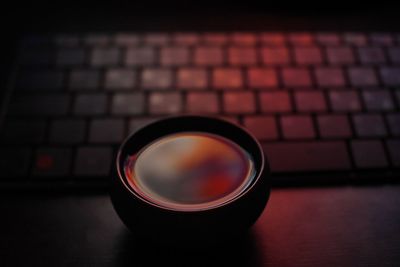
[1,32,400,187]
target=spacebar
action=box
[262,141,352,172]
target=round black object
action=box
[110,115,270,245]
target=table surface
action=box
[1,186,400,267]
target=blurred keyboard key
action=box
[54,34,80,46]
[260,33,285,45]
[89,119,125,143]
[386,140,400,166]
[141,68,173,89]
[288,33,313,45]
[315,67,345,87]
[263,141,351,172]
[386,114,400,136]
[315,33,340,45]
[326,47,355,65]
[33,148,72,177]
[243,116,278,140]
[186,92,219,114]
[91,48,120,66]
[74,147,112,176]
[203,33,228,45]
[223,92,255,114]
[105,69,136,89]
[231,33,257,45]
[0,148,31,178]
[56,48,86,66]
[358,47,386,64]
[144,33,169,45]
[114,33,140,46]
[149,92,182,114]
[1,120,46,144]
[362,90,394,111]
[129,118,159,133]
[353,114,387,137]
[50,119,86,144]
[10,94,70,116]
[281,115,315,139]
[317,115,352,138]
[177,68,208,89]
[261,47,290,65]
[161,47,190,66]
[74,94,107,115]
[228,47,257,65]
[260,91,292,112]
[247,68,278,88]
[212,68,243,89]
[351,140,388,168]
[69,70,100,89]
[111,93,145,115]
[329,91,361,112]
[19,48,53,65]
[172,33,199,45]
[17,70,64,90]
[126,47,156,66]
[194,47,224,65]
[388,47,400,63]
[343,33,367,45]
[380,67,400,86]
[369,33,393,45]
[348,67,378,87]
[282,67,312,87]
[294,91,326,112]
[294,47,322,65]
[84,34,110,46]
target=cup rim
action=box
[115,115,267,213]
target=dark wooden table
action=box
[1,186,399,267]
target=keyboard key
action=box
[203,33,228,45]
[317,115,352,138]
[380,67,400,86]
[160,47,190,66]
[105,69,136,89]
[263,141,351,172]
[243,116,278,140]
[0,148,31,178]
[49,119,86,144]
[83,34,110,46]
[21,34,51,47]
[1,120,46,144]
[56,48,86,66]
[223,92,255,114]
[212,68,243,89]
[177,68,208,89]
[19,48,53,66]
[129,118,159,133]
[194,47,224,66]
[348,67,378,87]
[111,93,145,115]
[89,119,125,143]
[294,47,322,65]
[144,33,169,45]
[261,47,290,65]
[315,67,345,87]
[10,94,70,116]
[218,116,240,125]
[126,47,156,66]
[114,33,140,46]
[352,114,387,137]
[259,91,292,112]
[362,90,394,111]
[74,147,112,176]
[329,91,361,112]
[260,33,285,45]
[69,70,100,90]
[315,33,340,45]
[228,47,257,65]
[369,33,393,45]
[231,33,257,45]
[54,34,80,46]
[247,68,278,88]
[141,69,173,89]
[294,91,326,112]
[326,47,355,65]
[282,67,312,87]
[149,92,183,114]
[351,140,388,168]
[343,33,367,45]
[17,70,64,90]
[33,148,72,177]
[386,139,400,166]
[172,33,199,45]
[91,48,120,66]
[74,94,107,115]
[288,33,313,45]
[281,115,315,139]
[186,92,219,114]
[388,47,400,63]
[358,47,386,64]
[386,114,400,136]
